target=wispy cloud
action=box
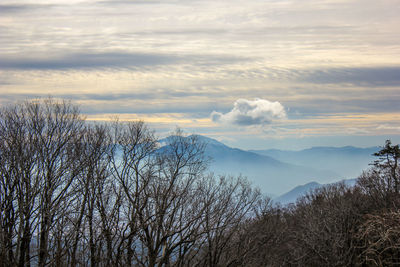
[0,52,178,70]
[0,4,56,14]
[299,67,400,87]
[0,52,247,70]
[377,124,400,131]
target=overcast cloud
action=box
[0,0,399,148]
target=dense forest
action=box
[1,99,399,266]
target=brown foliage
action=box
[355,211,400,266]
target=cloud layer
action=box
[0,52,247,70]
[211,99,287,126]
[0,0,399,148]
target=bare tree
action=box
[65,124,110,266]
[109,126,212,266]
[358,140,400,209]
[0,99,88,266]
[106,120,158,266]
[0,102,44,266]
[22,99,86,267]
[192,175,261,267]
[2,98,275,267]
[281,183,367,266]
[355,211,400,266]
[217,197,287,267]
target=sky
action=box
[1,0,399,150]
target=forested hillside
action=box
[1,99,400,266]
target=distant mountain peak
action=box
[187,134,227,147]
[274,179,357,205]
[158,134,228,150]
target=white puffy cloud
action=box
[211,98,287,126]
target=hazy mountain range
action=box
[250,146,378,180]
[273,179,358,205]
[188,135,378,196]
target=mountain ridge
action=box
[160,134,377,195]
[249,146,378,179]
[274,178,358,205]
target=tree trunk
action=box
[18,220,31,267]
[38,211,50,267]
